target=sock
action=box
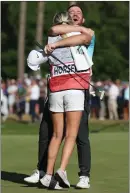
[59,168,66,172]
[46,174,52,180]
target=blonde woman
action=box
[40,12,93,189]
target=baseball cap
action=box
[27,50,48,71]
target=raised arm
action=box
[49,24,82,35]
[54,34,92,47]
[44,33,92,54]
[49,24,94,37]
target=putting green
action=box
[1,120,129,193]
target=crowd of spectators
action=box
[1,74,129,123]
[1,74,47,123]
[90,79,129,121]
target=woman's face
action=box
[68,6,84,25]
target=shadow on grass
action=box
[1,171,71,190]
[1,171,38,187]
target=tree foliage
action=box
[1,1,129,80]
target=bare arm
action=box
[55,34,91,47]
[49,24,83,35]
[44,33,92,54]
[49,24,94,37]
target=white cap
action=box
[27,50,48,71]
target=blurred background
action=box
[1,1,129,123]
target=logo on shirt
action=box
[52,64,76,77]
[36,53,39,58]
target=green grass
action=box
[1,119,129,135]
[1,120,129,193]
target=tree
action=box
[1,2,129,81]
[17,1,27,79]
[35,1,45,45]
[33,2,45,77]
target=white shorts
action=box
[49,90,85,112]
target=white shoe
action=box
[40,174,63,190]
[76,176,90,189]
[55,169,70,188]
[24,169,44,183]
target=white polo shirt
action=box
[30,85,40,100]
[108,84,119,100]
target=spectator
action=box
[123,83,129,120]
[1,80,8,97]
[108,80,119,120]
[38,79,46,120]
[24,79,31,115]
[16,81,26,120]
[103,79,110,119]
[98,81,105,120]
[29,79,40,122]
[1,87,8,122]
[24,73,31,86]
[116,79,124,119]
[7,79,18,114]
[90,82,100,119]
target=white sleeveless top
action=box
[48,35,74,65]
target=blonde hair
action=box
[53,11,73,25]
